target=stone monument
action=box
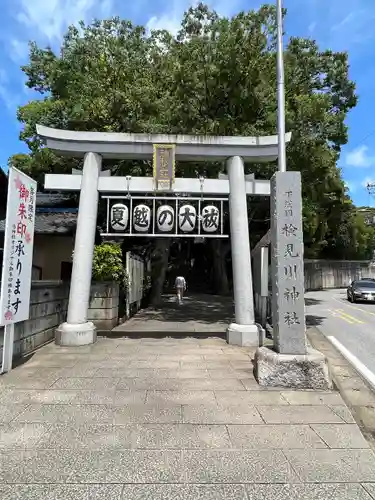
[255,171,331,389]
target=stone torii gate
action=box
[37,125,291,348]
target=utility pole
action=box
[276,0,287,172]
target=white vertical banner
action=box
[0,167,37,372]
[0,167,37,324]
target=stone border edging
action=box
[307,327,375,449]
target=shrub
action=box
[92,242,128,288]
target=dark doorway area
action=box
[60,261,73,281]
[165,239,232,295]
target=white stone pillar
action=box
[226,156,259,346]
[56,152,102,346]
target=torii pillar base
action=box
[227,323,259,347]
[55,321,97,347]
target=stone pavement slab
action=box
[0,335,374,497]
[113,404,183,424]
[329,405,357,423]
[36,423,116,450]
[120,484,248,500]
[0,403,30,423]
[363,484,375,498]
[257,404,345,424]
[182,404,264,424]
[227,424,328,449]
[15,403,114,424]
[182,449,298,483]
[1,483,374,500]
[0,422,49,450]
[146,390,217,405]
[311,423,370,449]
[245,484,374,500]
[50,377,119,390]
[71,449,185,483]
[284,448,375,482]
[281,390,344,405]
[0,484,124,500]
[214,389,288,405]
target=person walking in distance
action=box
[175,275,186,304]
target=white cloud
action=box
[10,39,29,62]
[147,14,182,36]
[333,9,375,46]
[346,145,375,168]
[146,0,247,36]
[2,0,115,110]
[331,11,355,32]
[306,0,375,52]
[15,0,114,45]
[146,0,199,35]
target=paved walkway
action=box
[1,336,375,499]
[113,294,234,334]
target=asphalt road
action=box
[305,288,375,374]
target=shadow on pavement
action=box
[130,294,234,325]
[306,314,326,326]
[101,331,227,339]
[305,297,323,306]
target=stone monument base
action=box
[254,346,332,389]
[55,321,97,346]
[227,323,259,347]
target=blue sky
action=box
[0,0,375,206]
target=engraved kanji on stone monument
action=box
[270,171,306,355]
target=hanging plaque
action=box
[153,144,175,191]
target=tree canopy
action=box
[9,2,375,268]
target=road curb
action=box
[307,326,375,448]
[327,335,375,393]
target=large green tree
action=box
[9,3,373,299]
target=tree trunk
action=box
[211,240,230,295]
[149,238,171,306]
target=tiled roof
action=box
[0,211,78,234]
[36,193,75,207]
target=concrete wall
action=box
[304,260,375,291]
[87,282,120,331]
[0,281,69,359]
[0,280,119,362]
[32,235,74,280]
